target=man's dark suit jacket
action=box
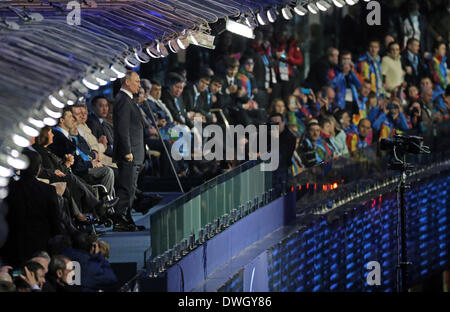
[1,176,63,266]
[182,83,210,116]
[49,129,93,177]
[86,113,114,157]
[112,91,145,164]
[161,89,193,128]
[401,50,429,87]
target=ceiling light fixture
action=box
[307,2,320,14]
[225,19,255,39]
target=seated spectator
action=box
[267,98,287,120]
[33,126,117,222]
[352,79,372,125]
[346,118,373,152]
[209,76,233,125]
[401,38,429,87]
[0,150,64,267]
[72,104,116,169]
[14,261,46,292]
[317,117,337,159]
[42,255,81,292]
[236,56,266,125]
[429,41,448,90]
[86,96,114,157]
[0,268,15,292]
[374,99,410,140]
[334,110,355,136]
[97,241,110,260]
[49,107,116,199]
[408,100,425,134]
[137,87,179,178]
[305,47,340,92]
[290,133,305,176]
[419,86,446,129]
[406,84,420,103]
[357,39,385,98]
[162,72,193,128]
[30,251,51,275]
[183,72,214,124]
[299,122,333,168]
[62,232,118,292]
[366,92,382,124]
[330,50,362,111]
[326,115,349,156]
[286,94,309,137]
[146,80,174,125]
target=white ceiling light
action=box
[294,4,308,16]
[110,63,126,78]
[281,6,293,20]
[43,105,63,119]
[124,54,140,68]
[43,117,58,126]
[0,177,9,187]
[71,80,89,94]
[0,187,8,199]
[48,94,65,109]
[156,41,169,58]
[28,117,45,129]
[12,134,30,148]
[146,44,161,58]
[168,39,180,53]
[135,51,150,63]
[226,19,255,39]
[307,2,319,14]
[82,75,100,90]
[331,0,346,7]
[257,11,268,25]
[177,35,189,50]
[345,0,359,5]
[317,0,331,11]
[0,164,13,178]
[101,68,118,82]
[187,30,199,46]
[7,154,29,170]
[267,8,277,23]
[19,122,40,137]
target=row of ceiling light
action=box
[226,0,365,38]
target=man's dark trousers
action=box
[116,160,143,219]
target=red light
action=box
[306,183,309,189]
[291,186,294,192]
[299,185,301,190]
[314,184,317,190]
[323,185,328,191]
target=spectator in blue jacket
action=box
[62,232,118,292]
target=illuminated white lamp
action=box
[307,2,319,14]
[226,19,255,39]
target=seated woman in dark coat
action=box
[33,126,112,222]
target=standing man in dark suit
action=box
[86,96,114,157]
[112,71,145,232]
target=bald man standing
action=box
[112,71,145,232]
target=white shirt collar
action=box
[58,127,70,139]
[120,88,134,99]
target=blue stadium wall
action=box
[218,173,450,292]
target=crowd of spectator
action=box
[0,0,449,291]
